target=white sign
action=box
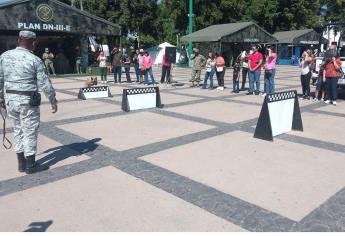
[244,38,260,43]
[299,40,319,44]
[127,93,156,111]
[268,98,295,136]
[17,22,71,32]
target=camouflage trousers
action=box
[190,69,202,82]
[45,61,55,75]
[6,100,40,156]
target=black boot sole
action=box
[25,165,49,174]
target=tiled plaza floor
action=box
[1,65,345,232]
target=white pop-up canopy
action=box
[147,42,180,65]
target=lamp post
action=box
[188,0,193,57]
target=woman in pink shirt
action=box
[263,46,277,95]
[142,51,155,85]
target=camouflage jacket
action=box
[0,47,57,105]
[192,54,206,70]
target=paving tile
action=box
[0,166,246,232]
[0,134,90,182]
[141,131,345,221]
[58,111,214,151]
[289,112,345,146]
[40,99,121,122]
[166,100,261,124]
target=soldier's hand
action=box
[51,104,58,113]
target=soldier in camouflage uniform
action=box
[0,31,58,174]
[190,48,206,87]
[42,48,56,76]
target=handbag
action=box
[216,67,224,72]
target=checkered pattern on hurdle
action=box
[125,87,157,95]
[267,90,296,103]
[81,86,108,93]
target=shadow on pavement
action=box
[37,138,101,167]
[24,220,53,232]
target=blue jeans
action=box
[264,69,276,94]
[113,65,121,83]
[203,69,215,89]
[134,63,140,82]
[144,67,155,84]
[249,70,261,93]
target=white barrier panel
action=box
[122,87,162,112]
[78,86,112,100]
[254,90,303,141]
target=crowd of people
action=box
[193,45,277,96]
[97,47,159,85]
[298,42,343,106]
[96,43,342,105]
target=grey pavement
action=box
[1,65,345,231]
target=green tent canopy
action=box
[181,21,277,43]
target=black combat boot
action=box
[17,152,26,173]
[25,155,49,174]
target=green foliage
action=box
[66,0,345,48]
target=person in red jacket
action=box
[324,54,342,105]
[247,45,263,95]
[161,54,172,83]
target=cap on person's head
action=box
[194,48,199,53]
[19,30,36,39]
[45,48,49,51]
[139,49,144,53]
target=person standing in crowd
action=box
[314,65,326,101]
[248,45,263,95]
[160,53,172,84]
[299,50,313,99]
[240,49,249,91]
[97,51,107,84]
[190,48,205,87]
[138,49,145,83]
[133,50,140,83]
[324,48,342,105]
[111,47,122,83]
[42,48,56,76]
[142,51,155,85]
[263,46,277,96]
[0,31,58,174]
[215,53,226,90]
[232,60,241,93]
[202,52,216,89]
[123,53,132,83]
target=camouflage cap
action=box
[19,31,36,39]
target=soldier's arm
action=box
[36,59,57,105]
[0,56,4,106]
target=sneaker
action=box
[313,97,318,101]
[261,93,267,97]
[219,87,224,91]
[324,100,330,104]
[320,98,324,102]
[246,92,254,95]
[332,101,337,106]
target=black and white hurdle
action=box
[78,86,112,100]
[254,90,303,141]
[122,87,162,112]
